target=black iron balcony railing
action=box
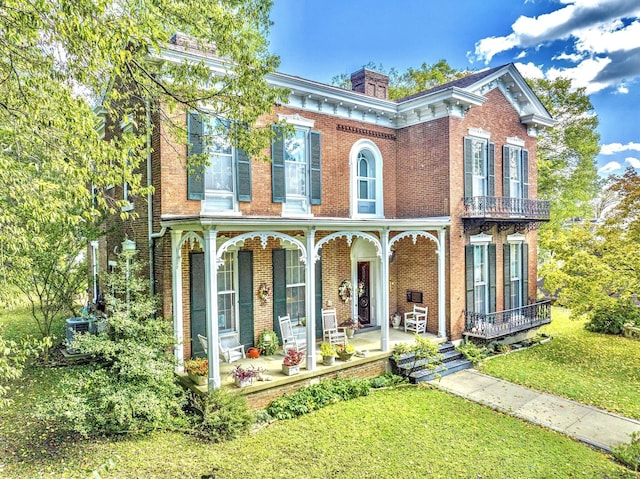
[463,196,550,220]
[464,301,552,340]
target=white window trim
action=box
[350,139,384,218]
[506,136,525,147]
[217,249,239,335]
[507,233,526,243]
[469,233,493,244]
[278,113,315,128]
[468,127,491,139]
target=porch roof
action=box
[159,215,451,232]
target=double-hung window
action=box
[465,236,496,314]
[464,135,495,199]
[350,139,384,218]
[357,150,376,214]
[217,251,237,333]
[187,112,252,210]
[504,237,529,310]
[503,144,529,199]
[271,122,321,214]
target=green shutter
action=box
[315,252,323,339]
[488,243,496,313]
[465,245,474,312]
[189,252,206,358]
[236,148,252,202]
[503,244,511,310]
[187,113,205,200]
[488,142,495,197]
[522,150,529,199]
[271,125,285,203]
[238,251,254,347]
[272,248,287,341]
[502,145,510,198]
[522,243,529,304]
[310,130,322,205]
[464,137,473,198]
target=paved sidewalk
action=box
[431,369,640,452]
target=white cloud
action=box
[617,83,629,94]
[515,51,527,60]
[598,161,621,174]
[625,157,640,168]
[600,142,640,155]
[473,1,640,93]
[515,62,545,79]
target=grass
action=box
[480,308,640,421]
[1,305,638,478]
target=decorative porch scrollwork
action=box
[314,231,382,259]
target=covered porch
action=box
[164,216,451,390]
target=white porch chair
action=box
[322,308,347,345]
[197,333,208,353]
[279,315,306,353]
[404,305,428,334]
[218,333,246,363]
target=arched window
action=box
[350,140,383,217]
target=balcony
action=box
[464,301,552,340]
[462,196,550,232]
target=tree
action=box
[531,78,601,252]
[0,0,283,332]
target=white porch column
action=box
[437,228,447,338]
[171,229,184,371]
[204,229,221,389]
[305,229,317,371]
[380,229,390,352]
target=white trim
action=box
[468,127,491,139]
[507,233,526,243]
[350,139,384,219]
[278,113,315,128]
[469,233,493,244]
[506,136,525,147]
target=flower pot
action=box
[282,364,300,376]
[322,355,335,366]
[188,373,207,386]
[391,314,401,329]
[234,377,253,388]
[338,352,354,361]
[345,327,355,339]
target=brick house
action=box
[95,36,553,387]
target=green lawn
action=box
[480,308,640,421]
[1,306,638,478]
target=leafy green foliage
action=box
[188,390,253,442]
[612,431,640,472]
[392,334,443,376]
[41,255,187,436]
[266,377,371,420]
[585,299,640,335]
[368,372,407,388]
[456,341,489,366]
[481,309,640,420]
[256,329,279,355]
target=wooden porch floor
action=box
[180,327,445,396]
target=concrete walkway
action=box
[431,369,640,452]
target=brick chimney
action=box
[350,68,389,100]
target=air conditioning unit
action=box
[65,317,97,354]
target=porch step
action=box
[390,342,473,384]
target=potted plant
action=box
[282,348,304,376]
[391,312,402,329]
[335,343,355,361]
[320,342,337,366]
[340,318,360,338]
[257,329,279,356]
[229,364,261,388]
[184,357,208,386]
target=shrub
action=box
[392,334,443,376]
[369,372,407,389]
[266,377,371,420]
[612,431,640,472]
[585,299,640,335]
[189,389,254,442]
[257,329,279,355]
[456,341,489,366]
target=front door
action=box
[357,261,370,325]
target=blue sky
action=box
[268,0,640,176]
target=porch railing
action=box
[464,301,552,340]
[463,196,550,220]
